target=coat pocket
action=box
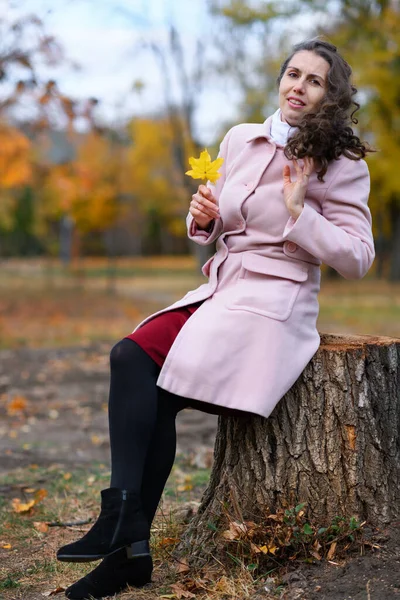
[227,253,308,321]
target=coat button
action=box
[245,181,254,188]
[286,242,297,253]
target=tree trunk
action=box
[179,333,400,565]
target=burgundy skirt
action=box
[125,301,203,368]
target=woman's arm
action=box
[282,158,375,279]
[186,128,233,246]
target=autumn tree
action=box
[123,116,192,254]
[0,123,33,254]
[0,9,94,257]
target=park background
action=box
[0,1,400,599]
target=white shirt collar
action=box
[269,108,298,146]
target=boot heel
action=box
[126,539,150,558]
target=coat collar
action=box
[245,115,273,144]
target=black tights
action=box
[108,338,247,526]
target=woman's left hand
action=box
[283,157,314,220]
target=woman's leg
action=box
[108,338,161,490]
[65,384,251,599]
[58,338,162,563]
[140,388,189,524]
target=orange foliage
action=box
[41,132,124,232]
[0,123,32,188]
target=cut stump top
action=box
[319,332,400,352]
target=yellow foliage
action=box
[125,117,192,233]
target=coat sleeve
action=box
[282,158,375,279]
[186,127,234,246]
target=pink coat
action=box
[133,115,375,418]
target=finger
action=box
[293,159,304,179]
[282,165,291,183]
[199,185,216,203]
[190,194,219,219]
[190,205,216,226]
[191,195,219,218]
[303,156,314,176]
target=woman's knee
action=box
[110,338,160,377]
[110,338,142,369]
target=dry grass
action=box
[0,461,282,600]
[0,257,399,350]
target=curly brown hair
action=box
[277,39,374,181]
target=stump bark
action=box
[179,333,400,563]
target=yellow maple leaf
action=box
[185,149,224,184]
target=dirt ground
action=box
[1,344,400,599]
[0,343,218,473]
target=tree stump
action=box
[179,333,400,563]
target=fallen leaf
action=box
[35,489,48,502]
[251,542,261,553]
[175,557,190,574]
[12,498,35,513]
[266,513,282,521]
[170,583,196,599]
[11,488,47,513]
[7,395,28,415]
[159,537,180,547]
[327,541,337,561]
[63,473,72,480]
[177,484,193,492]
[34,522,49,533]
[259,543,278,555]
[42,587,66,596]
[1,543,12,549]
[222,520,248,540]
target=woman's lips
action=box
[287,98,306,109]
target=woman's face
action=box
[279,50,330,126]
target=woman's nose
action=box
[293,80,305,93]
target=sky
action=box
[2,0,323,143]
[4,0,245,143]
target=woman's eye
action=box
[288,72,297,78]
[311,79,321,86]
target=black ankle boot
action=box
[57,488,122,562]
[65,548,153,599]
[57,488,150,563]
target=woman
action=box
[59,38,375,599]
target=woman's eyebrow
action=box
[287,65,325,81]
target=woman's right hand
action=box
[189,184,220,230]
